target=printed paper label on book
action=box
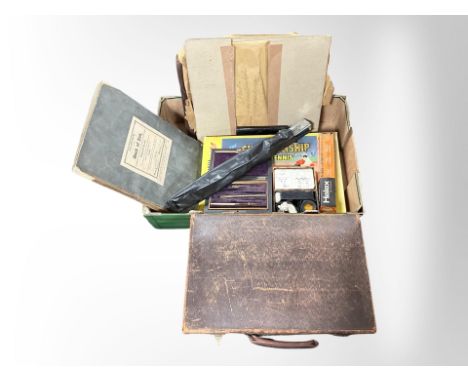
[121,116,172,185]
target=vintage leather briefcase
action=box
[184,213,376,349]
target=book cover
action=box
[73,83,202,211]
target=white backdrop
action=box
[2,16,468,365]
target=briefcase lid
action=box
[183,213,375,335]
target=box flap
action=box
[184,213,375,335]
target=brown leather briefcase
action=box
[183,213,376,349]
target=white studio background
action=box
[1,16,468,365]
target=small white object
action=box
[277,201,298,214]
[275,192,282,204]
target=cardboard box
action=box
[72,86,374,347]
[143,94,363,229]
[142,94,375,348]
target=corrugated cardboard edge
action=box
[322,75,334,106]
[329,95,364,214]
[177,49,197,134]
[157,95,186,130]
[347,173,363,213]
[157,96,180,115]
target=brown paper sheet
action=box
[234,40,269,126]
[267,44,282,125]
[177,49,196,134]
[346,173,363,213]
[220,45,237,135]
[343,129,359,184]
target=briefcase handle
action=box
[247,335,319,349]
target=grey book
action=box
[73,83,202,211]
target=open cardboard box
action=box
[71,49,375,345]
[152,94,376,344]
[143,94,364,229]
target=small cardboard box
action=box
[143,94,363,229]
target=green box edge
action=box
[143,206,191,229]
